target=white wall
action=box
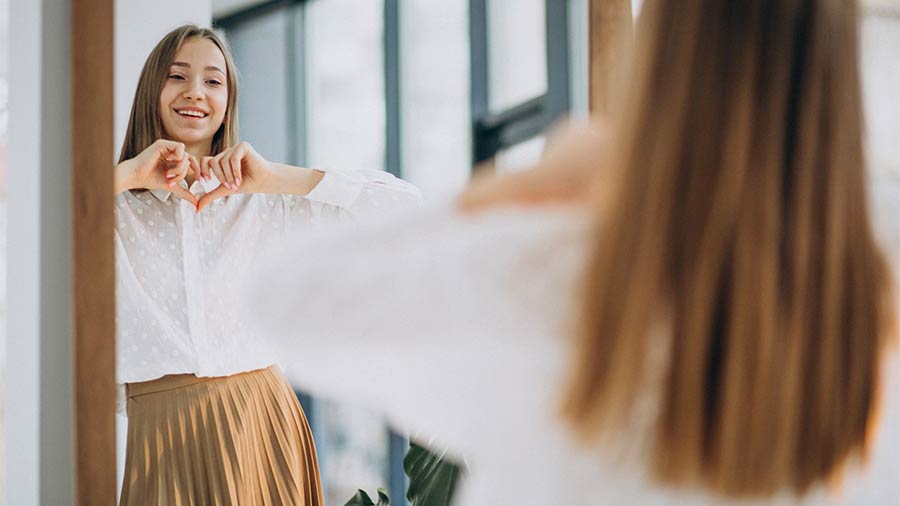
[114,0,212,156]
[6,0,74,504]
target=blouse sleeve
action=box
[243,207,587,454]
[287,167,423,225]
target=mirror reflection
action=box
[108,1,900,506]
[113,1,585,504]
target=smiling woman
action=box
[112,24,421,506]
[158,43,229,157]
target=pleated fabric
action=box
[119,366,322,506]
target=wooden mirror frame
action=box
[65,1,633,502]
[72,0,116,503]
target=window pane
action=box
[304,2,390,503]
[487,0,547,113]
[400,0,471,201]
[306,0,385,172]
[227,8,291,163]
[495,135,546,173]
[314,401,389,504]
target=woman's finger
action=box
[187,155,202,183]
[170,183,198,207]
[231,154,243,187]
[210,157,234,191]
[217,152,236,190]
[201,157,214,182]
[165,159,179,180]
[165,157,185,180]
[158,139,185,164]
[167,156,190,188]
[229,147,244,188]
[196,185,231,212]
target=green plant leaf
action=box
[343,488,391,506]
[404,441,464,506]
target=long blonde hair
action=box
[564,0,896,497]
[118,25,239,163]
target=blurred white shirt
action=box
[247,175,900,506]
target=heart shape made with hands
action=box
[165,170,240,213]
[161,141,270,212]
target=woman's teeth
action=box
[177,110,207,118]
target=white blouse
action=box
[114,167,421,388]
[245,176,900,506]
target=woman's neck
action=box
[185,140,212,160]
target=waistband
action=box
[126,366,275,398]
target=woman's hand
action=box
[195,141,324,211]
[196,141,273,210]
[114,139,200,206]
[458,120,611,212]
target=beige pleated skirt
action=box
[120,366,323,506]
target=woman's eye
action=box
[167,74,185,80]
[207,79,222,86]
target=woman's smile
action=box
[174,106,209,119]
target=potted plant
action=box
[343,441,463,506]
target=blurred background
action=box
[0,0,898,505]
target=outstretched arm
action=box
[195,141,421,212]
[244,207,587,453]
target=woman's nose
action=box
[183,79,205,100]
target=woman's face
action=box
[159,38,229,151]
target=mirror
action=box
[112,1,587,504]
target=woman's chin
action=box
[166,130,214,147]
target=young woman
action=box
[114,25,420,505]
[247,0,899,504]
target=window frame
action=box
[469,0,571,167]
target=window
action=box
[215,0,580,503]
[217,2,402,503]
[470,0,571,171]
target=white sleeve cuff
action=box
[303,169,365,209]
